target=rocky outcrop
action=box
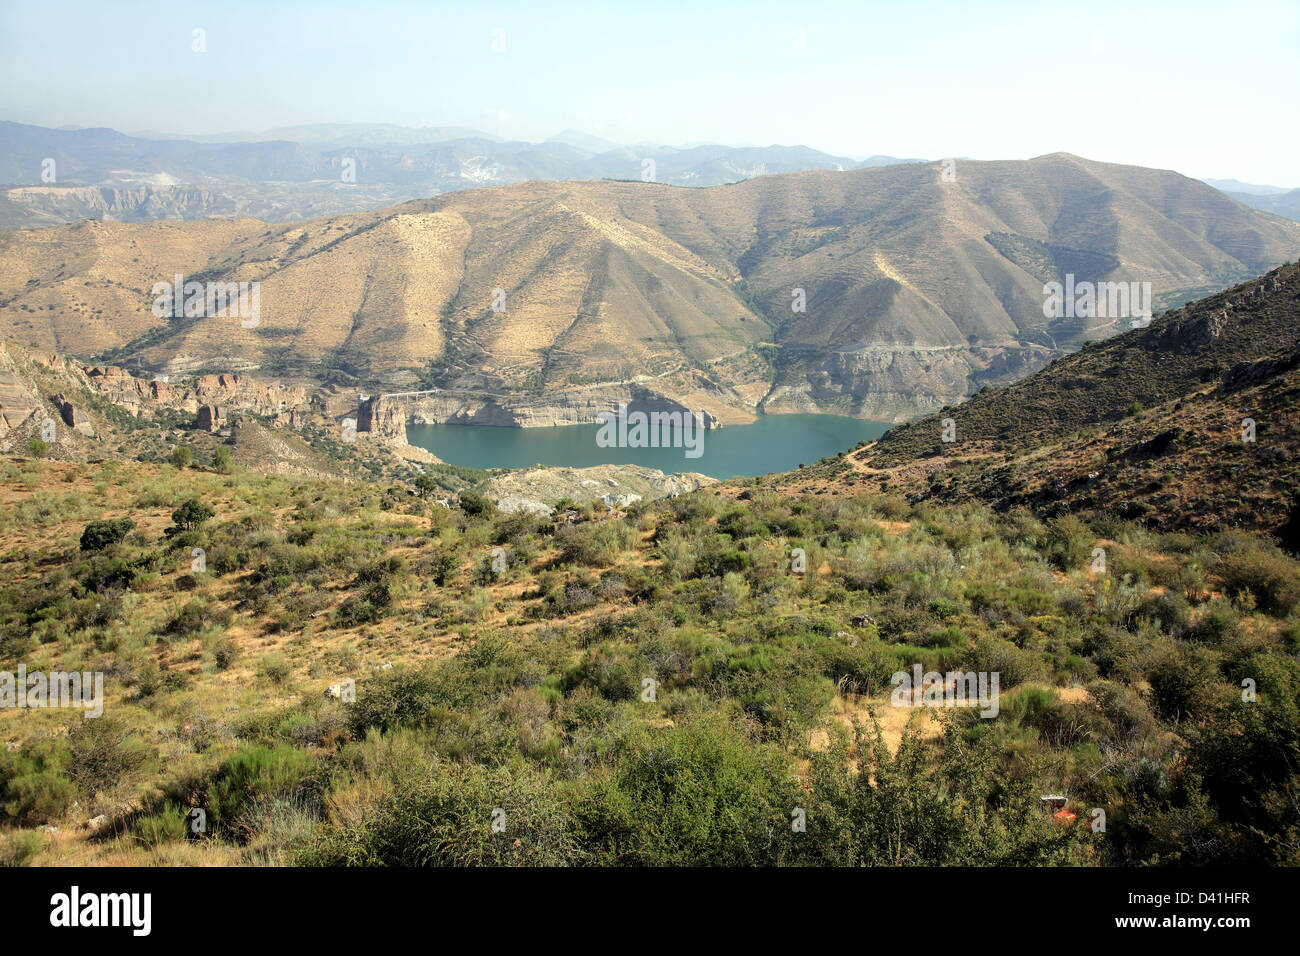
[1141,309,1228,352]
[81,365,309,425]
[494,496,556,517]
[82,365,174,415]
[764,344,1052,422]
[486,463,715,510]
[0,344,42,439]
[52,393,94,436]
[272,407,307,429]
[1219,348,1300,393]
[390,384,727,435]
[601,493,643,509]
[358,394,407,442]
[196,404,223,432]
[193,373,307,417]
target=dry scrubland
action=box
[1,456,1298,866]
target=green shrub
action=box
[213,638,239,670]
[207,744,318,834]
[165,598,232,638]
[1147,645,1219,722]
[79,517,134,552]
[966,637,1038,688]
[574,714,800,865]
[1087,679,1155,741]
[212,446,234,474]
[458,491,495,518]
[67,719,152,796]
[1218,547,1300,617]
[132,803,190,848]
[1044,515,1094,571]
[0,829,46,866]
[0,742,75,825]
[347,668,445,734]
[169,498,216,534]
[427,549,460,586]
[259,653,292,685]
[300,742,572,866]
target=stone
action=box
[196,404,223,432]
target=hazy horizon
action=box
[1,0,1296,186]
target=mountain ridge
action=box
[1,153,1297,425]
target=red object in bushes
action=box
[1053,809,1077,825]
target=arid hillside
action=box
[789,260,1300,541]
[2,154,1297,422]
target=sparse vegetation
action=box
[1,457,1296,866]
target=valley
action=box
[3,154,1297,430]
[1,254,1298,869]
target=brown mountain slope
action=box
[799,260,1300,539]
[1,154,1296,422]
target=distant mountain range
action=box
[2,152,1297,424]
[1221,188,1300,222]
[1196,178,1300,222]
[4,121,1293,231]
[1201,178,1293,196]
[0,121,918,227]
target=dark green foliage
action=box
[458,491,495,518]
[574,715,801,865]
[299,739,573,865]
[79,517,134,552]
[1147,645,1219,722]
[347,667,446,735]
[169,498,215,533]
[0,741,75,825]
[1218,545,1300,616]
[164,598,233,638]
[800,720,1084,865]
[211,446,234,474]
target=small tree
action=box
[212,446,234,474]
[171,498,215,533]
[170,446,195,468]
[27,439,49,457]
[429,550,460,586]
[458,490,495,518]
[80,517,135,552]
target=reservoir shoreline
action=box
[407,413,892,480]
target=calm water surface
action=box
[406,413,891,479]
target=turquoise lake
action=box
[406,413,892,479]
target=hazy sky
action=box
[2,0,1297,185]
